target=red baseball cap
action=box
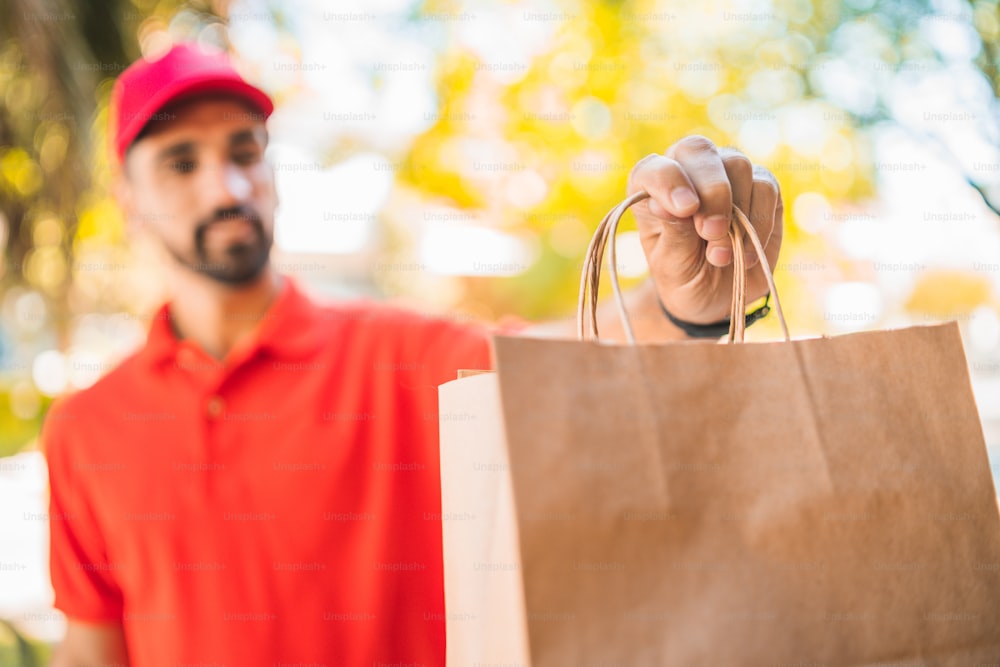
[110,42,274,162]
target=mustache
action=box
[197,205,264,231]
[194,205,266,251]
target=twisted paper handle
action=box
[577,192,789,344]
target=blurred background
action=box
[3,0,1000,659]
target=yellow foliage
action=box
[74,196,126,246]
[905,271,994,317]
[398,0,875,321]
[0,147,42,198]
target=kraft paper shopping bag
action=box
[439,197,1000,666]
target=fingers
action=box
[665,136,734,266]
[628,136,783,277]
[627,153,701,222]
[626,154,705,276]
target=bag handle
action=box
[577,191,790,344]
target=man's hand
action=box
[628,135,784,325]
[525,135,782,342]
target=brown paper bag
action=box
[439,196,1000,665]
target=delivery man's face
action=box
[118,95,277,285]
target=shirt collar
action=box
[140,276,326,368]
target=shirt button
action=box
[206,396,225,419]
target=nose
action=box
[224,165,252,200]
[202,161,252,209]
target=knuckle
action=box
[751,178,778,201]
[629,153,665,184]
[632,156,683,188]
[752,165,782,197]
[723,154,753,178]
[752,163,776,182]
[717,145,747,161]
[673,134,717,158]
[633,153,661,171]
[698,180,732,208]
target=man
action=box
[44,43,782,666]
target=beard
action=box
[165,205,273,286]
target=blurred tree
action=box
[0,0,121,454]
[0,0,231,329]
[398,0,877,322]
[0,0,107,322]
[0,0,231,452]
[395,0,1000,326]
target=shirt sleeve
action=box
[427,319,495,382]
[44,399,125,623]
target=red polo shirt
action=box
[44,278,493,666]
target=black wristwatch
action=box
[659,294,771,338]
